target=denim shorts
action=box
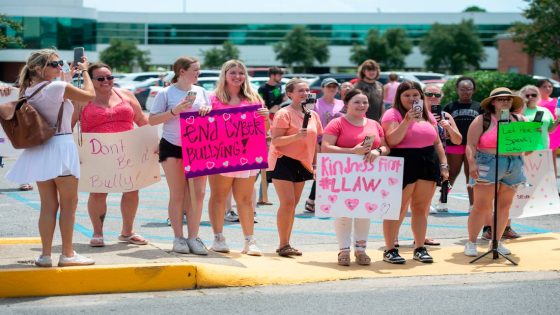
[469,151,525,187]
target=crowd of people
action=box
[2,49,558,268]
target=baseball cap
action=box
[321,78,340,87]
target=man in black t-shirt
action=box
[258,67,284,118]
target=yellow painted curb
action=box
[0,238,42,245]
[0,263,196,298]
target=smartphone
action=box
[362,135,374,148]
[305,93,317,105]
[441,180,449,203]
[430,104,442,117]
[412,99,423,113]
[73,47,85,65]
[533,110,544,123]
[499,109,510,122]
[302,111,311,128]
[186,91,197,97]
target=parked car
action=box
[145,77,220,112]
[114,71,165,86]
[282,73,319,84]
[250,77,290,94]
[117,78,161,109]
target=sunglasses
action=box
[94,75,115,82]
[495,97,513,102]
[47,60,64,68]
[425,92,442,98]
[525,94,538,98]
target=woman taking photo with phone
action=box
[207,59,269,256]
[269,78,322,257]
[149,56,212,255]
[381,80,448,264]
[6,49,95,267]
[321,88,389,266]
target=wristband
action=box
[375,147,383,155]
[440,163,449,170]
[170,108,176,116]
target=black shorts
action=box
[159,138,182,162]
[389,146,440,188]
[270,156,313,183]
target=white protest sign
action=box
[0,87,22,157]
[76,125,161,193]
[510,150,560,218]
[315,153,403,219]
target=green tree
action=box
[0,14,24,49]
[463,6,486,12]
[99,39,150,72]
[420,19,485,73]
[511,0,560,76]
[273,25,329,72]
[201,41,240,69]
[349,28,412,70]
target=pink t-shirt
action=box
[539,97,560,149]
[268,105,323,172]
[381,108,437,148]
[383,81,399,104]
[323,116,384,149]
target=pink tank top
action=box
[478,116,497,149]
[81,89,135,133]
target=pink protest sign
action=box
[180,105,268,178]
[315,153,404,219]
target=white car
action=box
[145,77,219,112]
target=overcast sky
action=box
[82,0,529,13]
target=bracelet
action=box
[170,108,176,116]
[440,163,449,170]
[375,147,383,155]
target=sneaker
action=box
[241,239,263,256]
[482,226,492,240]
[58,251,95,267]
[502,226,521,239]
[172,236,190,254]
[305,199,315,212]
[211,235,230,253]
[429,205,437,214]
[490,241,511,255]
[186,237,208,255]
[35,255,52,267]
[224,210,239,222]
[383,248,406,264]
[464,241,478,257]
[166,218,171,226]
[436,202,448,212]
[413,246,433,263]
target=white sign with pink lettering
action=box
[510,150,560,218]
[315,153,403,219]
[76,125,161,193]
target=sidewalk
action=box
[1,233,559,298]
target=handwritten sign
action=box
[510,150,560,218]
[315,153,403,219]
[180,105,268,178]
[498,121,545,153]
[76,125,161,193]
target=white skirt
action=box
[6,134,80,184]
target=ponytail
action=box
[17,66,33,98]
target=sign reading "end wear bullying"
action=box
[179,105,268,178]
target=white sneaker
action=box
[490,241,511,255]
[35,255,52,267]
[211,235,230,253]
[436,202,448,212]
[241,239,263,256]
[186,237,208,255]
[224,210,239,222]
[429,205,437,214]
[172,237,190,254]
[464,241,478,257]
[58,251,95,267]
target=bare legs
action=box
[273,179,305,248]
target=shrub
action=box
[441,71,537,105]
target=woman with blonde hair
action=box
[149,56,212,255]
[6,48,96,267]
[207,59,269,256]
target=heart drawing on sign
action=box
[184,165,191,172]
[364,202,378,213]
[255,156,263,163]
[381,189,390,199]
[344,198,359,211]
[208,117,215,123]
[223,161,229,167]
[320,204,331,213]
[240,157,248,165]
[241,113,247,119]
[206,161,215,169]
[328,195,338,203]
[388,177,399,186]
[253,111,260,119]
[185,116,195,124]
[222,113,231,121]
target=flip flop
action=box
[413,238,441,246]
[19,184,33,191]
[89,236,105,247]
[257,201,273,206]
[118,233,148,245]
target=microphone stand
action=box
[470,112,517,265]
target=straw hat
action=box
[480,87,523,112]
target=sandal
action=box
[257,201,273,206]
[338,251,351,266]
[118,233,148,245]
[305,200,315,212]
[89,236,105,247]
[19,184,33,191]
[277,244,303,257]
[424,238,440,246]
[354,251,371,266]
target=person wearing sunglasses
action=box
[71,62,149,248]
[6,48,95,267]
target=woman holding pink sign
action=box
[321,88,389,266]
[149,56,212,255]
[207,59,269,256]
